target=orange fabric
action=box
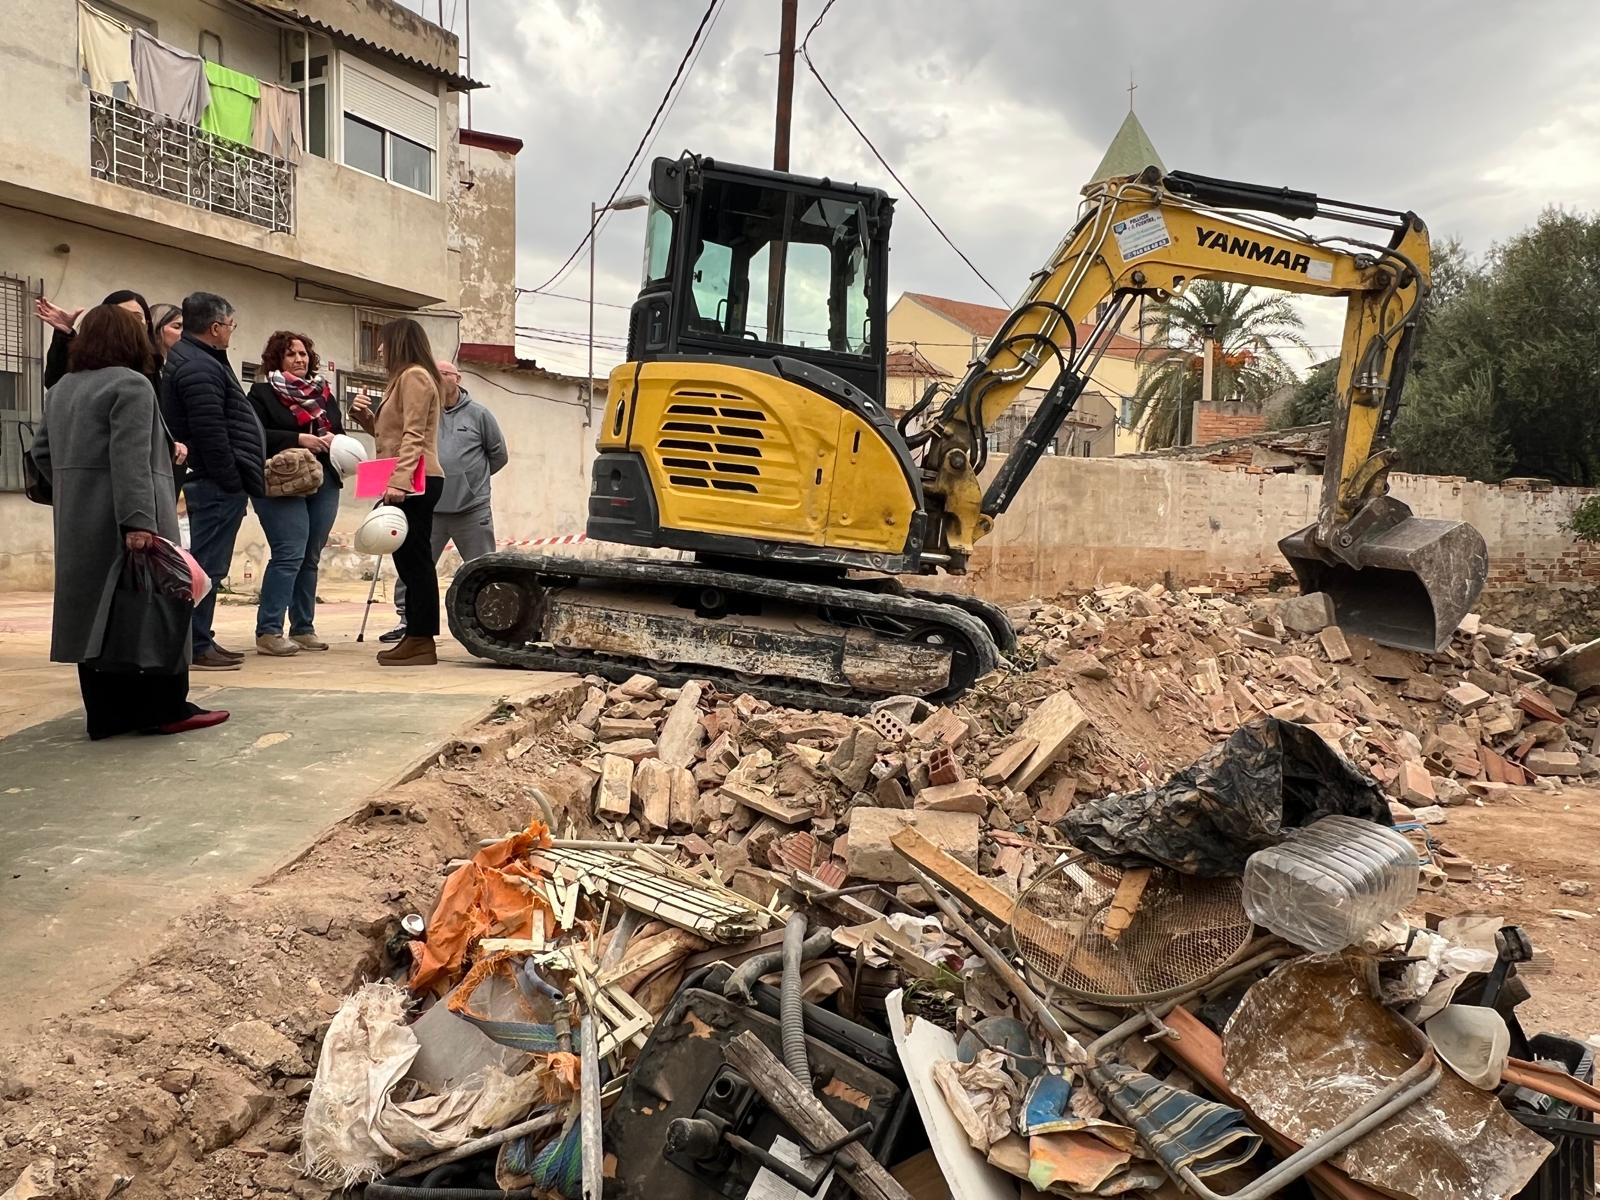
[409,821,551,993]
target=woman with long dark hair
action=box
[349,317,444,666]
[29,305,228,739]
[247,330,346,655]
[39,289,162,390]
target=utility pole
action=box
[766,0,798,339]
[773,0,797,171]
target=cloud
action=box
[432,0,1596,374]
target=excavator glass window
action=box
[684,175,873,358]
[642,203,674,286]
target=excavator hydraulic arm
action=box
[916,166,1487,652]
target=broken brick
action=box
[926,745,964,787]
[843,808,981,883]
[1396,760,1436,806]
[914,778,991,814]
[597,716,656,741]
[1317,626,1352,663]
[596,755,634,820]
[980,738,1038,786]
[826,726,882,793]
[1516,687,1564,724]
[912,707,969,747]
[1525,748,1582,777]
[655,680,706,768]
[632,758,674,833]
[1445,682,1491,714]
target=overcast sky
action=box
[423,0,1600,376]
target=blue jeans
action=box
[184,477,249,656]
[252,471,341,637]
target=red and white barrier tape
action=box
[497,533,588,547]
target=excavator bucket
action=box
[1279,498,1489,654]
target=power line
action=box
[799,0,1006,304]
[521,0,722,297]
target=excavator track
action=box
[446,552,1001,715]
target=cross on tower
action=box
[1127,69,1138,112]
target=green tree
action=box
[1129,281,1308,449]
[1397,212,1600,484]
[1275,356,1340,428]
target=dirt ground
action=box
[0,700,582,1200]
[1421,784,1600,1038]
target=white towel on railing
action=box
[130,29,211,126]
[78,3,137,102]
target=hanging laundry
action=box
[79,3,137,102]
[252,82,304,162]
[130,29,210,126]
[200,61,260,145]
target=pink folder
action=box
[354,456,425,499]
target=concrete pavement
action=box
[0,583,578,1028]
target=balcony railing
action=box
[88,92,294,234]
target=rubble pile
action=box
[275,583,1600,1198]
[13,582,1598,1200]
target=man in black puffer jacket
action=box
[162,292,266,670]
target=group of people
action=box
[29,288,507,741]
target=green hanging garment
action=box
[200,61,260,144]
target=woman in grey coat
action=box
[30,305,229,740]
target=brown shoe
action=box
[291,632,329,651]
[212,643,245,661]
[256,634,301,657]
[377,635,437,666]
[193,648,242,671]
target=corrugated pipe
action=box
[780,912,810,1085]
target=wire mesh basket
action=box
[1010,854,1255,1007]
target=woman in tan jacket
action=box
[351,317,445,666]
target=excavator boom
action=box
[916,165,1486,650]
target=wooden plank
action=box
[1008,692,1091,791]
[723,1030,913,1200]
[1103,867,1153,945]
[890,826,1015,924]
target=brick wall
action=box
[1193,399,1267,445]
[927,456,1600,639]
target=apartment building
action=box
[0,0,599,589]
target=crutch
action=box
[356,555,385,642]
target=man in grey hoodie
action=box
[382,359,507,642]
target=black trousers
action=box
[392,477,444,637]
[77,664,192,740]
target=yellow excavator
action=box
[449,153,1488,712]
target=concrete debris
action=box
[262,578,1600,1200]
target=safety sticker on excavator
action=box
[1112,209,1172,260]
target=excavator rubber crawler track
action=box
[446,552,1001,715]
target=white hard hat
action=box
[354,506,409,555]
[328,433,369,480]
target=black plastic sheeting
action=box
[1056,716,1391,876]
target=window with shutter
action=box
[339,59,439,197]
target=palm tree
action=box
[1126,282,1310,449]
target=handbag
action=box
[264,446,324,497]
[86,548,192,674]
[19,423,50,505]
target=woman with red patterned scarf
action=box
[246,331,347,655]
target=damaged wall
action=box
[935,458,1600,635]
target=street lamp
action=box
[589,193,649,422]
